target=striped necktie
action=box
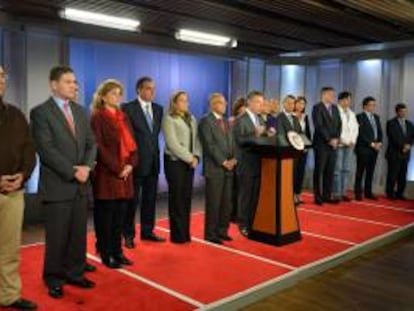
[63,101,76,136]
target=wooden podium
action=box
[242,134,311,246]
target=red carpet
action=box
[7,195,414,310]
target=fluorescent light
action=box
[60,8,140,32]
[175,29,237,48]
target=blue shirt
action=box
[53,96,74,121]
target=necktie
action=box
[400,119,407,136]
[287,113,293,126]
[144,104,153,132]
[369,114,377,140]
[63,101,76,136]
[217,118,227,133]
[255,114,261,127]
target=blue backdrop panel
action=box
[69,38,230,190]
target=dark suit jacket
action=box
[122,99,163,177]
[312,102,342,149]
[355,112,383,155]
[386,117,414,159]
[30,97,97,202]
[233,112,263,177]
[198,112,235,178]
[276,112,302,136]
[90,110,138,200]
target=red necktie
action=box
[218,118,227,133]
[63,101,76,136]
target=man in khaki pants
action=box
[0,65,37,310]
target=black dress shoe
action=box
[206,238,223,245]
[115,254,134,266]
[365,194,378,200]
[48,286,63,299]
[325,198,340,204]
[125,238,135,249]
[239,227,249,237]
[6,298,38,310]
[355,194,363,201]
[141,233,166,242]
[102,256,121,269]
[219,235,233,241]
[66,278,95,289]
[342,196,352,202]
[396,195,407,201]
[84,263,97,273]
[314,197,324,205]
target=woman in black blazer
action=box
[294,96,312,205]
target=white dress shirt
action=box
[246,108,259,127]
[138,96,153,119]
[338,105,359,146]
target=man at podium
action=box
[233,90,267,237]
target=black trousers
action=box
[43,195,88,287]
[164,156,194,243]
[386,155,409,197]
[237,173,260,230]
[204,175,233,240]
[230,174,239,222]
[294,152,308,195]
[123,174,158,239]
[94,199,127,259]
[313,147,337,200]
[354,150,378,196]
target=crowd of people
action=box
[1,64,414,310]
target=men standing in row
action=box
[199,93,236,244]
[233,90,266,236]
[312,87,342,205]
[31,66,97,299]
[385,103,414,200]
[0,66,37,310]
[354,96,383,201]
[122,77,165,247]
[333,92,359,202]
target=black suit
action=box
[312,102,342,201]
[30,98,97,287]
[122,99,163,238]
[233,112,263,230]
[385,117,414,198]
[199,113,235,240]
[295,115,312,195]
[354,112,383,197]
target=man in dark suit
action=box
[122,77,165,247]
[199,93,237,244]
[385,103,414,200]
[354,96,383,201]
[233,90,266,236]
[312,87,342,205]
[30,66,97,299]
[276,95,302,135]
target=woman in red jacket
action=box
[90,79,138,269]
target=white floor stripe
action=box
[299,208,399,228]
[352,200,414,213]
[301,192,414,213]
[301,231,356,246]
[155,226,296,271]
[86,253,204,308]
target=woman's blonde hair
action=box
[168,90,191,118]
[91,79,124,114]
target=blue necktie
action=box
[144,104,153,132]
[369,114,377,140]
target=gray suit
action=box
[233,112,263,230]
[199,112,235,240]
[30,97,97,287]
